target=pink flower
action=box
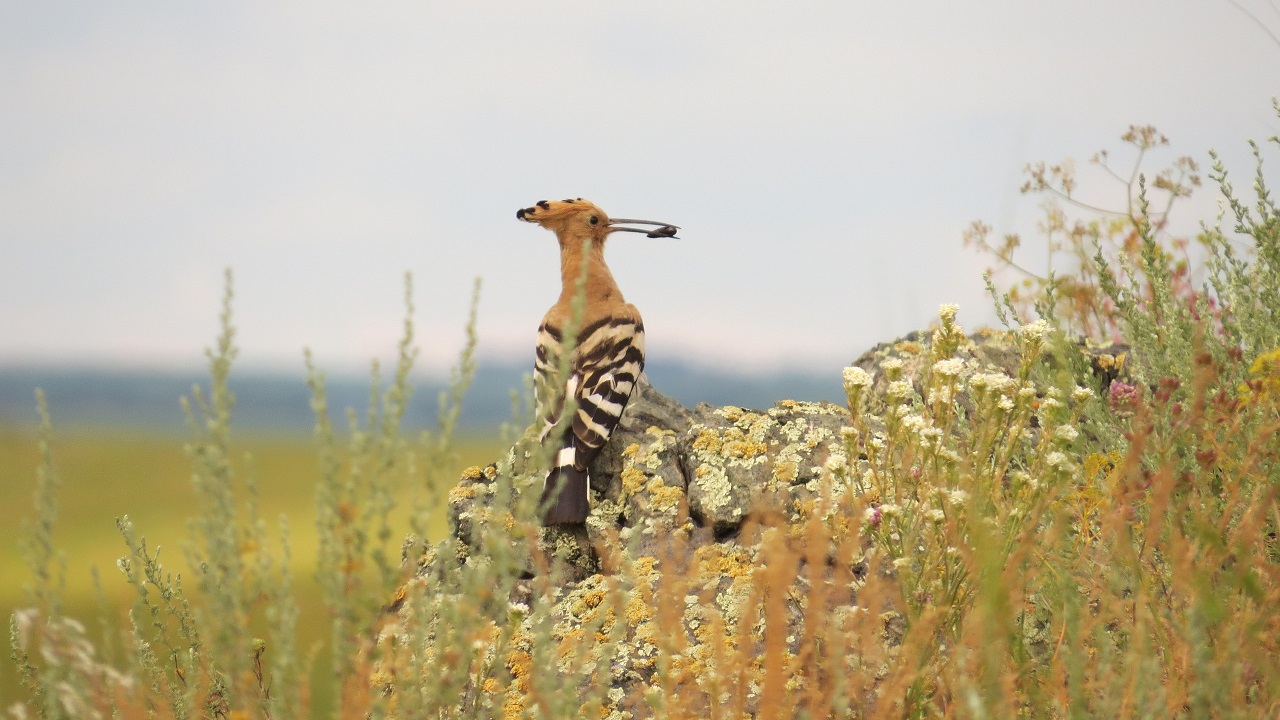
[1108,381,1140,412]
[863,505,882,527]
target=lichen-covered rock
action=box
[422,377,870,716]
[682,401,847,535]
[445,378,852,575]
[384,326,1118,717]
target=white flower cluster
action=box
[1039,397,1064,413]
[880,357,904,377]
[900,413,943,449]
[938,303,960,324]
[937,447,962,463]
[932,385,956,406]
[886,379,914,402]
[969,371,1016,394]
[842,365,871,390]
[900,413,927,433]
[1020,319,1051,342]
[1054,425,1080,443]
[933,358,965,378]
[1072,385,1095,402]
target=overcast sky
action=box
[2,2,1277,376]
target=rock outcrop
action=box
[381,326,1131,717]
[448,377,851,574]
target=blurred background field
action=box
[0,417,505,709]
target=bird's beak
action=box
[608,218,680,239]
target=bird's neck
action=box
[557,233,622,307]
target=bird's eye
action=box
[589,215,599,225]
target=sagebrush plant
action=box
[10,102,1280,718]
[965,124,1205,341]
[956,101,1280,717]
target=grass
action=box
[0,424,504,712]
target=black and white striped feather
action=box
[535,316,645,524]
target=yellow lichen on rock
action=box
[895,340,924,355]
[718,405,744,422]
[448,483,478,502]
[621,466,647,495]
[626,591,656,625]
[692,428,723,454]
[695,544,755,582]
[646,477,685,513]
[640,427,679,470]
[774,461,797,484]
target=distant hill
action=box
[0,360,843,435]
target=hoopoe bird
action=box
[516,198,679,524]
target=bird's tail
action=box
[541,465,589,524]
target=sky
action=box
[2,2,1277,376]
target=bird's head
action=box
[516,198,678,244]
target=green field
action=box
[0,424,504,710]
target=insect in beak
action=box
[608,218,680,239]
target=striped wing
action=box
[534,316,645,523]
